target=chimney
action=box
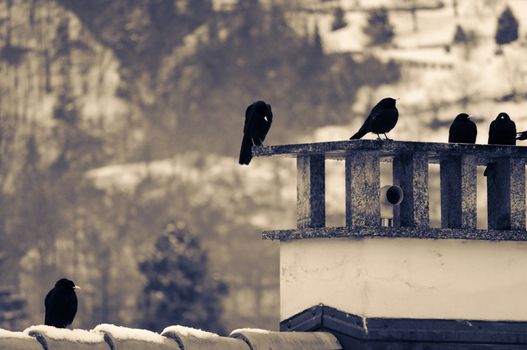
[255,140,527,348]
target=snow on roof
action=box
[0,329,33,339]
[162,325,250,350]
[24,325,104,344]
[93,324,165,343]
[161,325,219,339]
[1,325,344,350]
[230,328,271,334]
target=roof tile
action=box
[162,326,249,350]
[230,329,342,350]
[94,324,180,350]
[0,329,43,350]
[25,326,108,350]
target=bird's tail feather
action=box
[350,128,368,140]
[239,135,253,165]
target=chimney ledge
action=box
[263,225,527,241]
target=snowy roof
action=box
[0,329,42,350]
[0,325,340,350]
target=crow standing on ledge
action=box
[517,130,527,140]
[350,97,398,140]
[484,112,516,176]
[488,112,516,145]
[45,278,79,328]
[239,101,273,165]
[448,113,477,143]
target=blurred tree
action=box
[453,24,467,44]
[405,0,418,32]
[0,287,27,329]
[331,6,347,31]
[363,8,394,46]
[495,6,518,46]
[138,223,228,333]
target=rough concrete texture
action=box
[440,155,477,229]
[231,329,341,350]
[487,158,526,230]
[262,226,527,241]
[345,152,380,227]
[297,155,325,229]
[253,139,527,161]
[257,140,527,237]
[393,152,429,227]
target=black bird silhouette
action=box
[239,101,273,165]
[488,112,516,145]
[484,112,516,176]
[448,113,477,143]
[517,130,527,140]
[45,278,79,328]
[350,97,398,140]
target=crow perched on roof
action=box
[350,97,398,140]
[484,112,516,176]
[239,101,273,165]
[45,278,79,328]
[448,113,477,144]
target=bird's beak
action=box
[264,116,269,122]
[74,285,81,290]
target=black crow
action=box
[516,130,527,140]
[239,101,273,165]
[350,97,398,140]
[488,112,516,145]
[448,113,477,143]
[44,278,79,328]
[484,112,516,176]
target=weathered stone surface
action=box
[393,152,429,227]
[0,331,42,350]
[231,329,341,350]
[297,155,325,229]
[487,158,526,230]
[253,140,527,162]
[258,140,527,240]
[440,155,477,229]
[262,226,527,241]
[345,152,380,227]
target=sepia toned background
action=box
[0,0,526,334]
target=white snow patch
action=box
[0,329,32,339]
[93,324,165,343]
[230,328,271,335]
[161,325,218,339]
[24,325,104,343]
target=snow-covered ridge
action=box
[24,325,104,343]
[94,324,165,343]
[0,329,33,339]
[162,325,219,339]
[3,322,339,349]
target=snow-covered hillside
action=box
[311,0,527,145]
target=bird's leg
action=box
[384,133,392,141]
[251,138,256,147]
[259,138,264,146]
[376,134,382,140]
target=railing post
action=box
[440,155,477,229]
[297,155,325,229]
[393,152,429,227]
[345,151,380,227]
[487,158,526,230]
